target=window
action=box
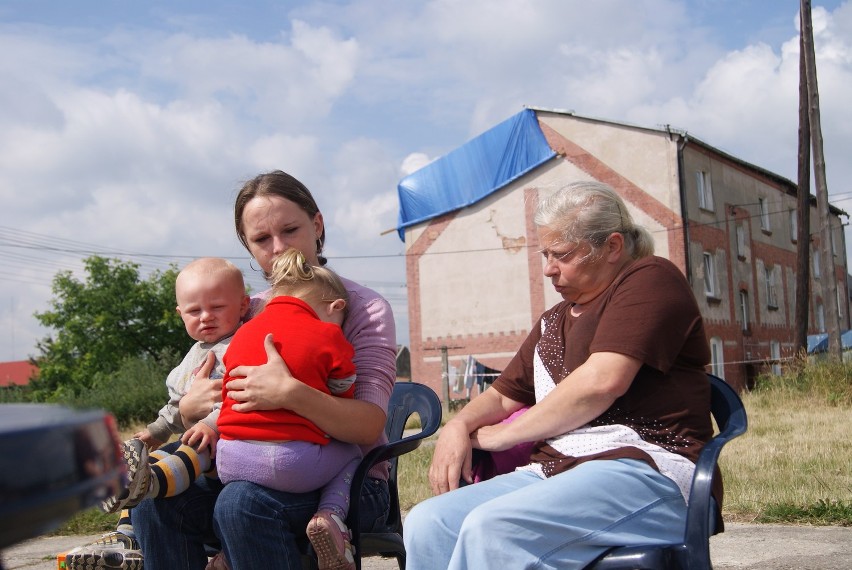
[765,266,778,308]
[838,289,845,320]
[790,210,798,243]
[817,303,826,332]
[710,337,725,379]
[696,170,714,211]
[813,248,821,278]
[770,340,782,376]
[736,224,746,259]
[739,290,750,331]
[759,197,771,231]
[703,252,718,297]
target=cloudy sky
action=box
[1,0,850,363]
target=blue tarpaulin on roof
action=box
[807,330,852,353]
[807,333,828,353]
[395,108,557,240]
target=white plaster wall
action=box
[539,114,682,213]
[418,186,532,340]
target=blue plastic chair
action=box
[586,373,748,569]
[303,381,442,570]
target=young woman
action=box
[133,170,397,570]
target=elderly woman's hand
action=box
[179,351,223,426]
[470,423,516,452]
[227,334,301,412]
[428,420,474,495]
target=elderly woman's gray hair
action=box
[534,181,654,261]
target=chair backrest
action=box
[588,373,748,569]
[304,382,441,570]
[681,374,748,565]
[342,381,442,570]
[385,381,443,441]
[709,374,748,442]
[380,381,443,534]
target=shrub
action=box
[751,357,852,406]
[64,350,178,427]
[0,383,32,403]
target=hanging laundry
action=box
[449,364,464,393]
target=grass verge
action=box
[721,360,852,525]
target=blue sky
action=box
[1,0,850,362]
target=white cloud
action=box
[333,192,399,243]
[112,20,360,128]
[400,153,434,177]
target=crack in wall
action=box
[486,209,526,253]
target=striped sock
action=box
[147,444,212,498]
[116,509,134,538]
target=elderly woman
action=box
[404,181,714,569]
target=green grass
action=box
[759,500,852,525]
[397,443,437,511]
[54,508,120,535]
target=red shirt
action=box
[218,296,356,444]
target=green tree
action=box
[31,256,187,399]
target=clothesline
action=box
[449,355,502,396]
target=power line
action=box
[0,199,847,273]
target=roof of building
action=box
[0,360,38,387]
[395,107,847,238]
[395,108,557,240]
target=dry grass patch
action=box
[721,375,852,524]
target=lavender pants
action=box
[216,438,362,518]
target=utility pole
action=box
[794,12,811,356]
[440,345,450,417]
[432,344,463,415]
[801,0,842,359]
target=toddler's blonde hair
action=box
[269,249,348,314]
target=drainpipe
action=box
[674,130,693,285]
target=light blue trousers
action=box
[404,459,687,570]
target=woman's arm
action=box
[472,351,641,451]
[429,386,525,495]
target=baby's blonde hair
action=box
[176,257,246,298]
[269,249,348,313]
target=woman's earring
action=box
[249,258,261,272]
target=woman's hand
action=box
[227,334,303,412]
[470,423,516,452]
[179,351,223,425]
[428,420,474,495]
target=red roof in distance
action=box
[0,361,38,387]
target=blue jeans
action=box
[134,472,389,570]
[404,459,687,570]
